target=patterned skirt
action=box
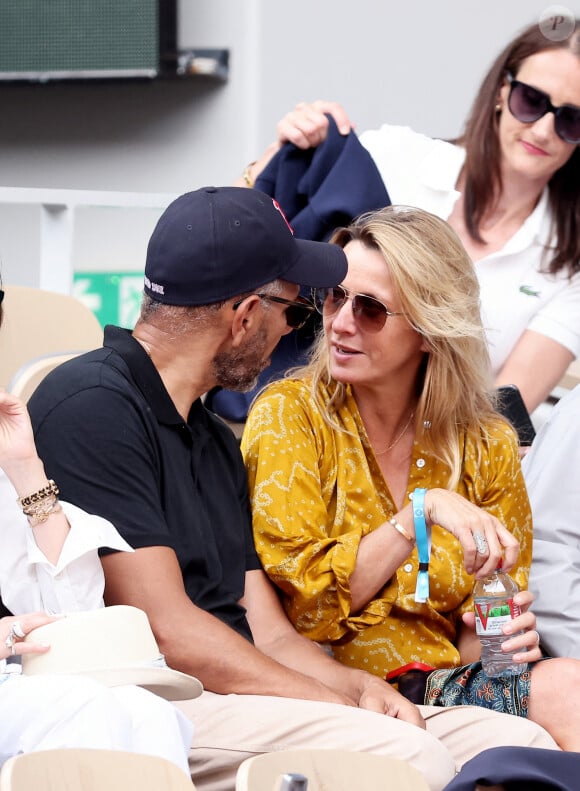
[424,662,532,717]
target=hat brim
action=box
[40,666,203,702]
[284,238,347,288]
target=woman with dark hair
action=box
[239,20,580,415]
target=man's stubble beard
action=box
[212,323,272,392]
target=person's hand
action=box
[0,389,37,467]
[462,589,543,665]
[0,389,51,498]
[0,613,59,660]
[424,488,520,577]
[276,100,354,149]
[356,674,426,728]
[236,100,354,189]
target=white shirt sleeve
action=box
[523,385,580,656]
[0,471,133,615]
[358,123,465,218]
[527,271,580,359]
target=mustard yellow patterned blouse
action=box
[241,378,532,678]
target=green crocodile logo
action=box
[519,285,540,297]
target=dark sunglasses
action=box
[233,293,315,330]
[506,73,580,144]
[313,285,404,333]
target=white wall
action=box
[0,0,566,287]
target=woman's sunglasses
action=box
[233,293,315,330]
[313,285,404,333]
[506,73,580,144]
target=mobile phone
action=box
[494,385,536,446]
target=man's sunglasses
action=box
[233,293,315,330]
[313,285,404,333]
[506,73,580,144]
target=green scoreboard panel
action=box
[0,0,159,80]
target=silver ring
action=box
[533,629,541,647]
[473,532,489,555]
[11,621,25,639]
[4,633,15,651]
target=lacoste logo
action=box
[519,285,540,297]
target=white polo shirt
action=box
[523,384,580,657]
[359,124,580,374]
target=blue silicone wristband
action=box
[413,487,430,603]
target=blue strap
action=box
[413,488,431,603]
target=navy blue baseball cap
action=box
[144,186,347,305]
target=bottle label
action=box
[474,598,521,635]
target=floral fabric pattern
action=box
[425,662,531,717]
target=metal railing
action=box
[0,186,176,294]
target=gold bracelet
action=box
[242,161,257,188]
[22,493,58,519]
[388,517,416,545]
[18,479,60,509]
[27,501,63,527]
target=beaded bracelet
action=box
[18,479,59,509]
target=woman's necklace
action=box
[373,412,415,456]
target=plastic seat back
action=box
[235,749,429,791]
[0,748,195,791]
[0,284,102,389]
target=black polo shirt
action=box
[28,326,261,641]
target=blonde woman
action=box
[242,205,580,751]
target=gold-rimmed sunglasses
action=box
[313,285,404,332]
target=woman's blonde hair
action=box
[298,205,502,488]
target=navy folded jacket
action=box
[255,114,390,242]
[206,116,390,423]
[442,747,580,791]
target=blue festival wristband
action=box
[413,487,431,603]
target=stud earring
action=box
[495,102,502,112]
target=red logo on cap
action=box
[272,199,295,235]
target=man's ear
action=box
[230,295,262,348]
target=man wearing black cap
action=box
[29,187,553,791]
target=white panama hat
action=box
[21,605,203,701]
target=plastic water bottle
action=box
[474,567,527,677]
